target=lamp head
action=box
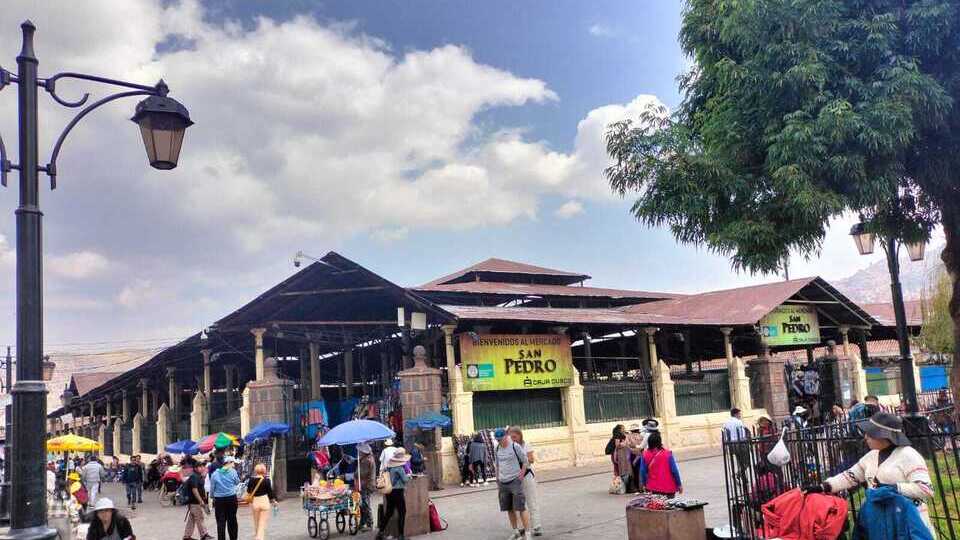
[849,222,876,256]
[131,89,193,170]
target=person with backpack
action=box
[183,461,212,540]
[495,427,532,540]
[122,455,145,510]
[376,447,412,540]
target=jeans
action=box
[213,496,239,540]
[379,488,406,536]
[125,482,142,505]
[359,491,373,528]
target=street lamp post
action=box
[0,21,192,539]
[850,224,926,416]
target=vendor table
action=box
[626,505,706,540]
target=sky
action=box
[0,1,918,351]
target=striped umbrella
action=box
[195,432,239,453]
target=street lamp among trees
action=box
[605,1,959,409]
[0,21,192,538]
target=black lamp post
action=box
[0,21,192,538]
[849,223,927,416]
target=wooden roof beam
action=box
[277,286,388,297]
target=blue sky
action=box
[0,1,891,349]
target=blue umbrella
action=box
[318,419,395,446]
[244,422,291,444]
[165,439,198,455]
[404,410,452,430]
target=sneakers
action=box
[507,531,522,540]
[533,527,543,537]
[524,532,533,540]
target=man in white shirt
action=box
[722,408,748,442]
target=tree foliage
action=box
[606,0,960,274]
[921,270,956,354]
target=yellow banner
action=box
[459,334,573,392]
[760,304,821,346]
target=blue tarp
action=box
[921,365,948,391]
[244,422,290,444]
[404,410,451,430]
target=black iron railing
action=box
[722,409,960,539]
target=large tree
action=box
[606,1,960,398]
[921,270,957,356]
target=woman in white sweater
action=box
[803,412,936,538]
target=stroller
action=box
[158,469,183,507]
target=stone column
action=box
[252,327,267,381]
[190,391,207,440]
[721,328,751,411]
[156,403,170,449]
[840,326,867,402]
[309,342,322,401]
[112,419,122,456]
[398,346,443,489]
[167,368,180,423]
[443,325,473,435]
[245,357,294,496]
[562,367,591,466]
[151,389,159,417]
[121,390,130,423]
[140,378,150,421]
[202,348,212,398]
[132,413,143,455]
[755,344,790,421]
[105,399,113,425]
[299,346,310,401]
[647,328,676,420]
[98,423,107,454]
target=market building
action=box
[46,252,929,490]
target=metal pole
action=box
[886,236,919,415]
[0,346,12,525]
[9,21,56,539]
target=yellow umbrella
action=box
[47,434,101,453]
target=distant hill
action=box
[834,244,945,303]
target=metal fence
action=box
[673,370,731,416]
[473,388,564,430]
[721,409,960,539]
[141,422,157,454]
[583,379,654,423]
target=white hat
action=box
[91,498,115,512]
[793,406,808,415]
[384,438,394,447]
[223,456,237,464]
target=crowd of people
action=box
[606,417,683,498]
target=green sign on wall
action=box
[760,304,821,346]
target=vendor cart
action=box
[302,488,360,539]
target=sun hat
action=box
[386,448,412,467]
[223,456,236,465]
[357,443,372,454]
[627,422,641,432]
[90,498,116,512]
[642,418,660,432]
[861,412,911,447]
[793,406,808,415]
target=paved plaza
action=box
[60,450,728,540]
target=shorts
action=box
[498,478,526,512]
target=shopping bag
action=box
[376,470,393,495]
[767,427,791,466]
[428,500,447,531]
[608,475,624,495]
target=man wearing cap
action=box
[804,412,936,537]
[494,428,532,540]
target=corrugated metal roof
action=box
[413,281,680,300]
[72,372,124,396]
[440,305,696,326]
[422,258,589,287]
[624,277,876,327]
[859,301,924,327]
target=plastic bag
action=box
[609,475,624,495]
[767,427,791,466]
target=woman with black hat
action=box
[803,412,935,538]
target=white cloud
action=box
[47,251,109,279]
[116,279,159,309]
[588,24,618,38]
[555,200,584,219]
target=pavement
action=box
[24,448,730,539]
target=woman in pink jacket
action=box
[636,432,683,498]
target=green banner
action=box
[760,304,821,346]
[460,334,573,392]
